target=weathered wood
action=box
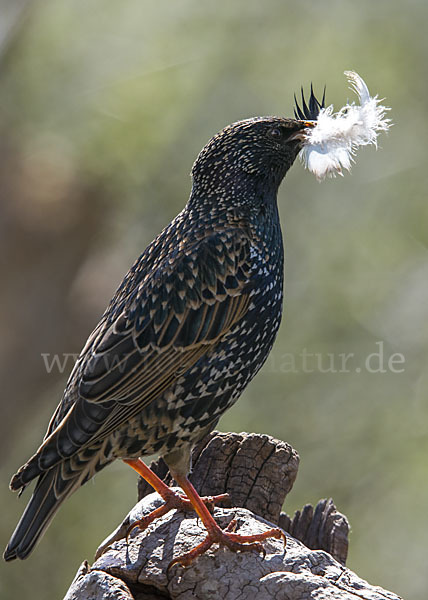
[67,497,400,600]
[64,432,401,600]
[279,498,349,566]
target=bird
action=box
[4,87,325,566]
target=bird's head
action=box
[190,87,324,206]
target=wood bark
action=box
[64,432,401,600]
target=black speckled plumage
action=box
[5,114,319,561]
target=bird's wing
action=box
[11,229,254,488]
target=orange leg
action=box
[168,471,286,569]
[124,458,181,502]
[123,458,228,538]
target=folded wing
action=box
[10,229,253,490]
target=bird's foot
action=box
[126,489,229,541]
[123,457,228,541]
[168,517,286,569]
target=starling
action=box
[4,91,324,566]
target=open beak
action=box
[288,120,316,142]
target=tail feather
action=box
[4,465,79,561]
[5,437,112,561]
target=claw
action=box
[126,501,173,544]
[225,518,238,533]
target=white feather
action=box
[299,71,391,181]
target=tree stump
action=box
[64,431,401,600]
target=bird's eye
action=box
[270,127,283,140]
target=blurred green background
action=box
[1,0,426,598]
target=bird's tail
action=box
[3,463,82,561]
[4,444,112,562]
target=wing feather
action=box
[17,229,254,479]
